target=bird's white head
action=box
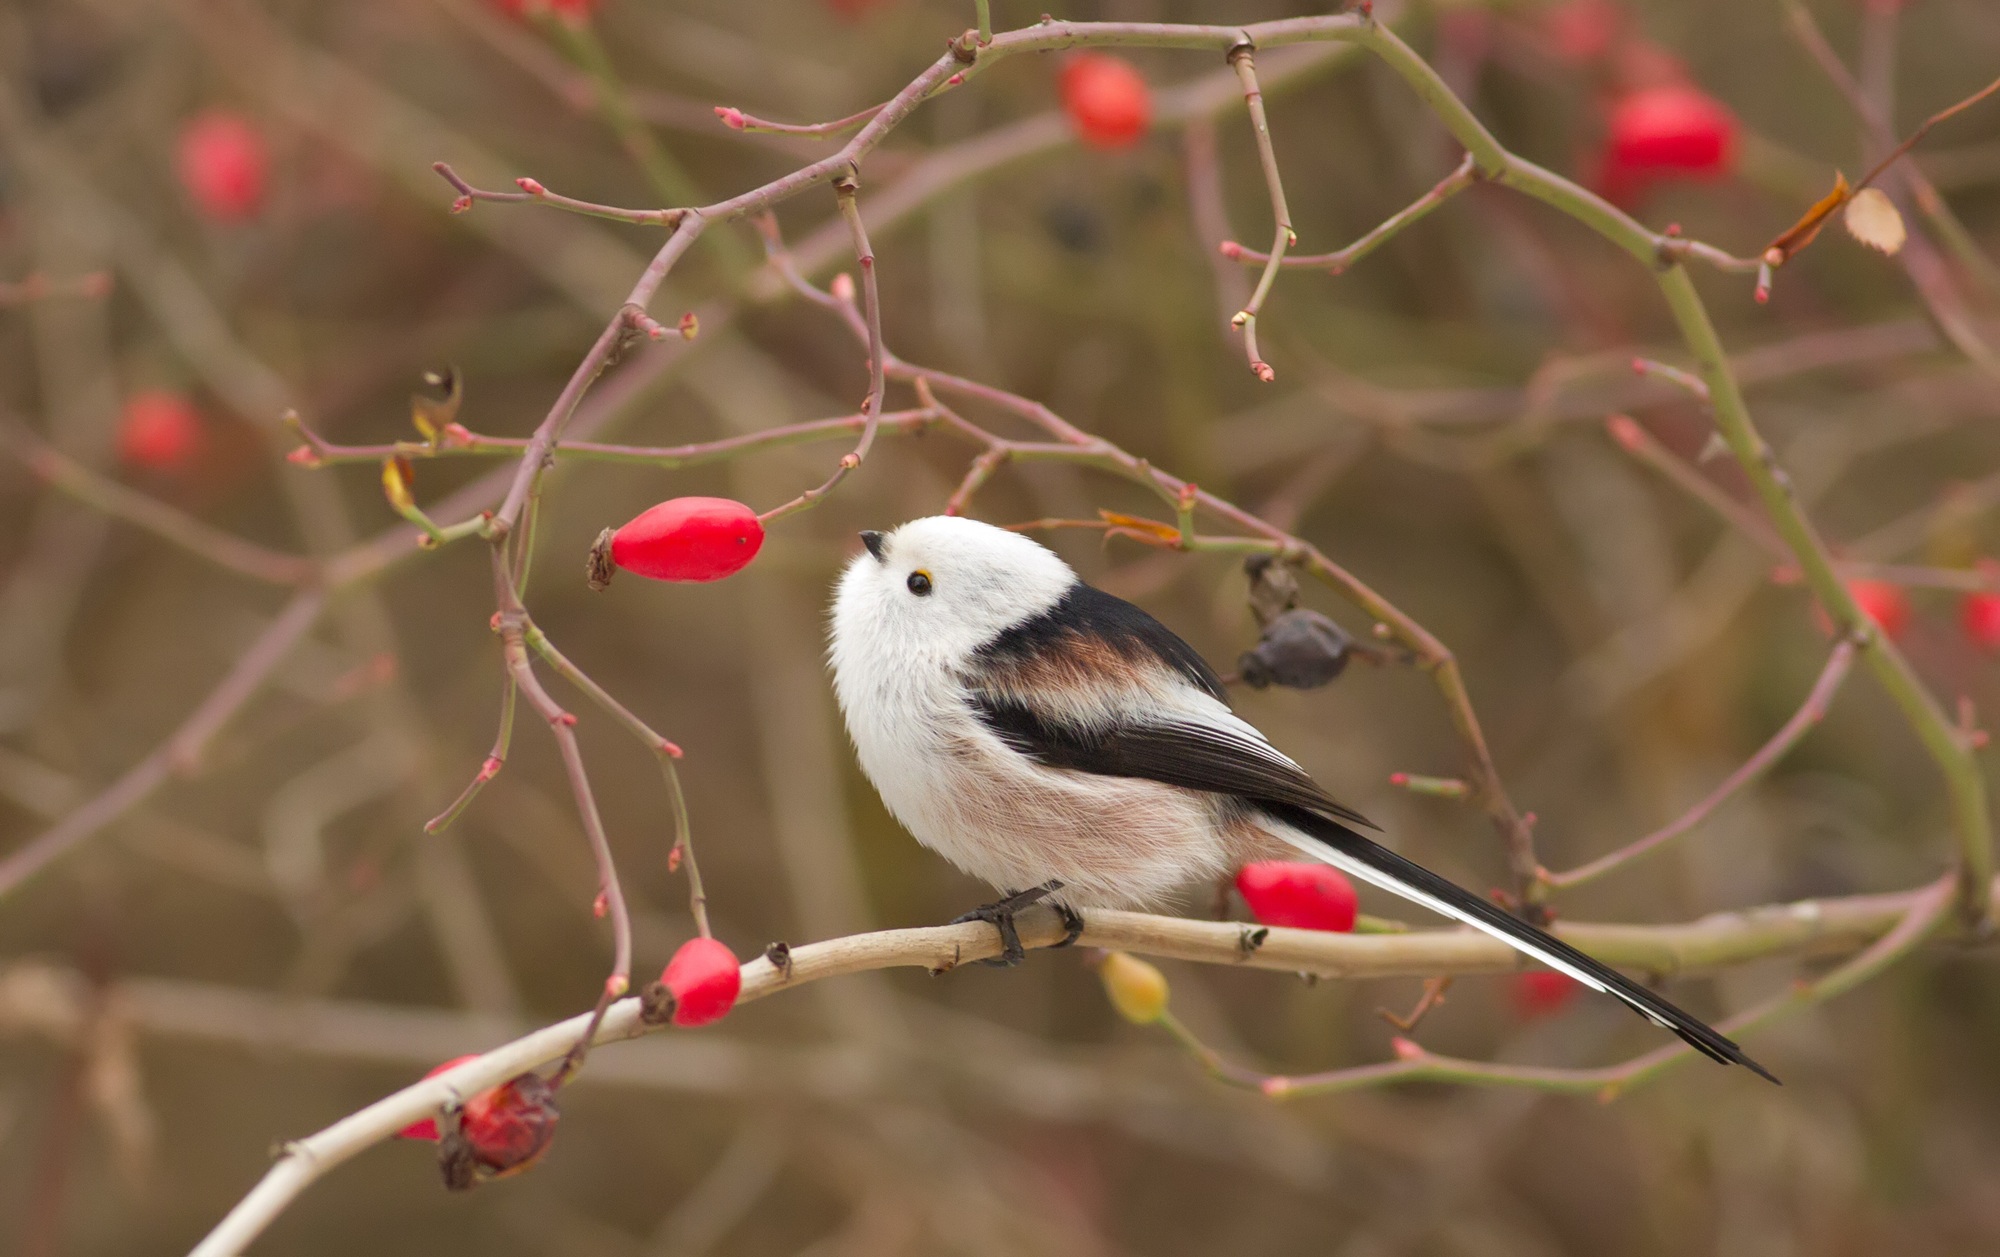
[829,516,1076,671]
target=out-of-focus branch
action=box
[189,875,1980,1256]
[0,591,327,899]
[286,407,941,468]
[1606,413,2000,593]
[1544,637,1862,890]
[1,423,316,586]
[0,271,110,305]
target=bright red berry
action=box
[456,1073,560,1177]
[1600,84,1737,202]
[1059,54,1152,150]
[1235,862,1358,933]
[1962,592,2000,653]
[117,391,205,471]
[396,1056,481,1141]
[176,111,268,223]
[608,497,764,582]
[1510,970,1582,1020]
[1848,579,1911,641]
[659,936,742,1027]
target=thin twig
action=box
[287,408,941,467]
[1224,151,1477,273]
[1225,45,1294,383]
[423,675,517,835]
[432,161,681,227]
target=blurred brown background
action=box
[3,0,2000,1253]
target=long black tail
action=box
[1269,806,1779,1084]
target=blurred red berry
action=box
[176,111,268,223]
[488,0,599,18]
[824,0,892,17]
[1510,970,1582,1019]
[117,391,205,471]
[1059,53,1152,150]
[1849,579,1911,640]
[1599,84,1737,202]
[1235,862,1358,933]
[1962,591,2000,653]
[1540,0,1623,64]
[396,1056,480,1141]
[608,497,764,582]
[659,936,742,1026]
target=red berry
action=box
[1962,592,2000,653]
[396,1055,481,1141]
[1059,54,1152,150]
[457,1073,560,1177]
[1235,862,1358,933]
[488,0,599,18]
[1604,85,1737,180]
[1509,970,1581,1020]
[1539,0,1623,64]
[1848,579,1911,641]
[609,497,764,582]
[824,0,892,17]
[117,391,205,471]
[661,936,742,1026]
[176,111,268,223]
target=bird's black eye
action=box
[906,571,933,596]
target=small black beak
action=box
[859,531,886,562]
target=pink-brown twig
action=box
[1544,637,1862,891]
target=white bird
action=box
[828,515,1776,1081]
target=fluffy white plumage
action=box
[829,516,1244,907]
[826,515,1776,1080]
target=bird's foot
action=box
[1050,900,1085,948]
[952,881,1065,967]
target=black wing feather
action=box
[965,582,1778,1083]
[974,696,1379,831]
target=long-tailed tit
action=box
[829,516,1776,1082]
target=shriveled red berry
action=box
[660,936,741,1026]
[1510,970,1581,1020]
[1235,861,1358,933]
[1849,579,1911,641]
[176,111,268,223]
[457,1073,559,1177]
[118,391,205,471]
[1962,592,2000,653]
[396,1055,480,1141]
[1599,84,1737,202]
[1059,53,1151,150]
[607,497,764,583]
